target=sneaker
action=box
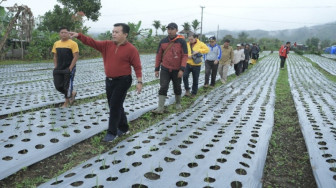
[102,133,117,142]
[117,129,130,137]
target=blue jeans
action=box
[183,64,201,95]
[105,75,132,135]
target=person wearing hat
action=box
[153,22,188,114]
[204,36,221,88]
[183,33,209,97]
[233,43,245,76]
[218,39,234,84]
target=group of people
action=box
[51,22,289,142]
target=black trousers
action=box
[53,67,76,98]
[242,60,248,72]
[234,61,243,76]
[204,60,219,86]
[159,68,182,96]
[280,56,286,68]
[106,75,132,135]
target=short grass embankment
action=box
[262,63,316,187]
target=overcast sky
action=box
[2,0,336,34]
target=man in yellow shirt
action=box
[183,34,209,97]
[52,27,79,108]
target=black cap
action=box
[209,36,216,41]
[166,22,178,29]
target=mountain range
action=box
[206,21,336,44]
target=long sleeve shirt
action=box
[187,39,210,66]
[233,49,245,64]
[77,33,142,78]
[219,46,234,65]
[205,43,222,61]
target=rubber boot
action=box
[175,95,182,110]
[152,95,166,114]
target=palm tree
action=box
[191,19,200,33]
[152,20,161,36]
[181,22,191,36]
[160,25,166,35]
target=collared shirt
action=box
[205,43,222,61]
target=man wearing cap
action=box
[153,22,188,114]
[204,36,221,88]
[233,44,245,76]
[218,39,234,84]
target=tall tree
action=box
[191,19,200,33]
[238,32,249,43]
[57,0,101,21]
[152,20,161,36]
[160,25,166,35]
[181,22,191,36]
[37,5,86,32]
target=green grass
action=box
[262,57,316,187]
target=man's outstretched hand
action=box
[69,32,79,38]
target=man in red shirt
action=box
[69,23,142,142]
[279,41,291,69]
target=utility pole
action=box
[217,25,219,40]
[200,6,205,41]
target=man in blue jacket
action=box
[204,36,221,88]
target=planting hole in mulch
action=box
[119,168,130,173]
[179,172,190,177]
[126,151,136,156]
[171,150,181,155]
[2,156,13,161]
[133,146,142,149]
[51,180,63,185]
[70,181,83,186]
[178,144,187,149]
[144,172,160,180]
[18,149,28,154]
[82,163,92,169]
[64,172,76,178]
[231,181,243,188]
[240,162,250,168]
[99,165,110,170]
[84,173,96,178]
[217,158,227,163]
[195,154,205,159]
[112,160,121,164]
[132,162,142,167]
[106,177,118,181]
[108,150,117,155]
[204,176,216,183]
[236,168,247,175]
[326,159,336,163]
[201,148,210,152]
[159,142,166,146]
[164,157,175,162]
[243,153,252,159]
[221,150,230,155]
[155,167,163,172]
[330,167,336,172]
[142,154,152,159]
[35,144,44,149]
[188,162,198,168]
[132,184,148,188]
[4,144,14,148]
[50,138,59,143]
[176,181,188,187]
[210,165,220,170]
